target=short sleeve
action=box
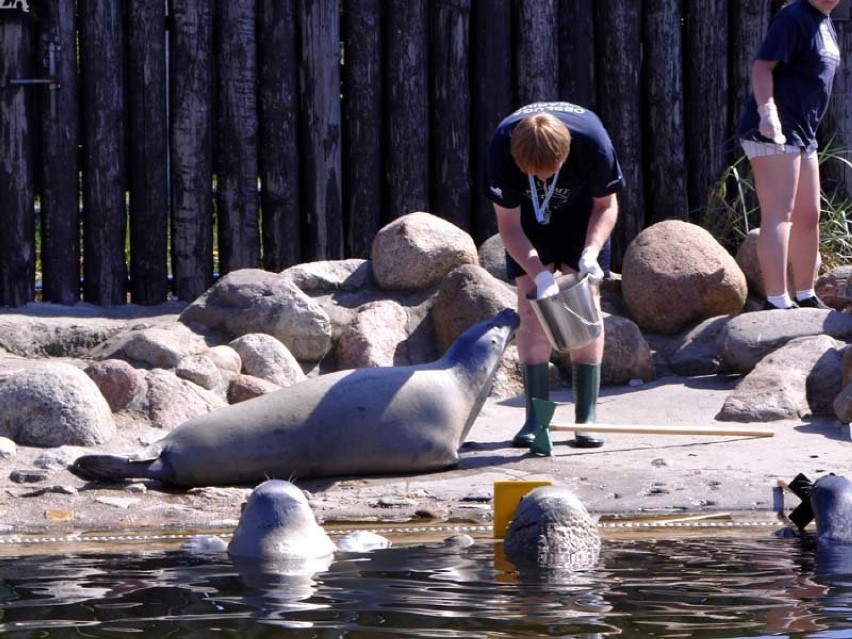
[756,14,800,64]
[484,130,523,208]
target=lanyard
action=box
[528,168,560,225]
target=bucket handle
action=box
[560,301,603,328]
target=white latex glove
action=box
[578,247,604,282]
[757,101,787,144]
[534,270,559,299]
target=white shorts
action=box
[740,138,817,160]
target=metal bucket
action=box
[527,273,602,352]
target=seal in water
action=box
[228,479,335,560]
[811,474,852,545]
[70,308,519,487]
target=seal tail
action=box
[69,454,163,482]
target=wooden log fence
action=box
[1,0,851,308]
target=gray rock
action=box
[718,334,841,422]
[141,369,227,430]
[176,353,226,392]
[371,212,479,291]
[478,233,510,282]
[180,269,333,362]
[0,363,115,447]
[281,259,375,293]
[91,321,210,369]
[203,345,242,374]
[336,300,412,368]
[229,333,305,388]
[227,374,282,404]
[717,308,849,373]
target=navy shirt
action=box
[485,102,624,244]
[738,0,841,151]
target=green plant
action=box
[703,144,852,272]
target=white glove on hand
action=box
[578,247,604,282]
[757,101,786,144]
[534,270,560,299]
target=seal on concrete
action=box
[811,474,852,545]
[227,479,335,560]
[503,485,601,569]
[69,308,519,487]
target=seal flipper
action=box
[69,446,171,483]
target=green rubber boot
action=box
[573,362,604,448]
[512,363,550,448]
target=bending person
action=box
[485,101,625,449]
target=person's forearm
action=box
[495,205,546,277]
[752,59,777,107]
[585,197,618,251]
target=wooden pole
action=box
[547,422,774,438]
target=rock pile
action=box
[1,213,851,455]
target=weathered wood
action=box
[127,0,168,305]
[258,0,301,270]
[385,0,430,220]
[683,0,729,216]
[594,0,644,271]
[470,0,511,244]
[79,0,128,304]
[0,14,35,307]
[516,0,559,104]
[342,0,383,258]
[37,0,79,305]
[300,0,343,260]
[729,0,770,144]
[642,0,688,221]
[821,20,852,199]
[216,0,260,274]
[558,0,596,108]
[430,0,471,231]
[169,0,214,301]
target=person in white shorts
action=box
[737,0,841,310]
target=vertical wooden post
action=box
[430,0,471,231]
[216,0,260,274]
[169,0,215,301]
[558,0,596,108]
[470,0,512,244]
[0,11,35,307]
[79,0,128,305]
[683,0,729,216]
[258,0,302,270]
[821,19,852,199]
[38,0,80,305]
[128,0,169,304]
[384,0,430,221]
[595,0,644,271]
[729,0,770,144]
[300,0,343,260]
[516,0,559,105]
[342,0,383,258]
[643,0,688,221]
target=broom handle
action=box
[548,422,774,438]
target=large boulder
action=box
[621,220,747,334]
[0,363,115,447]
[180,269,333,362]
[430,264,516,353]
[371,212,479,291]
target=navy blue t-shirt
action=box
[738,0,840,151]
[484,102,624,244]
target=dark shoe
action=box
[762,300,798,310]
[512,363,550,447]
[572,363,604,449]
[573,432,604,448]
[796,295,830,309]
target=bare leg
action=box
[750,152,801,299]
[788,153,821,293]
[515,269,555,365]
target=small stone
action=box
[10,469,48,484]
[651,458,670,468]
